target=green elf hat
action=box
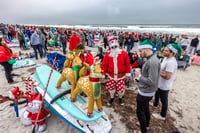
[138,39,154,49]
[167,43,182,56]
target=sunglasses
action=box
[111,45,118,49]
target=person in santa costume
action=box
[77,43,94,66]
[8,87,20,99]
[30,94,50,132]
[101,38,130,106]
[69,31,81,53]
[67,43,94,72]
[21,93,38,126]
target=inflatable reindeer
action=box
[71,58,103,117]
[56,52,82,95]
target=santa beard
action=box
[110,47,121,58]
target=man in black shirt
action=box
[188,35,199,55]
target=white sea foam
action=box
[24,24,200,35]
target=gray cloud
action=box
[0,0,200,25]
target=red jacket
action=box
[69,52,94,75]
[80,52,94,66]
[101,50,130,80]
[11,28,16,35]
[0,44,12,62]
[69,35,81,51]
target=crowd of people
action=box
[0,23,200,133]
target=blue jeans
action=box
[127,45,132,53]
[41,44,46,57]
[32,45,43,60]
[61,42,67,55]
[181,45,187,51]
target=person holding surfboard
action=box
[16,29,26,50]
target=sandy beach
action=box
[0,45,200,133]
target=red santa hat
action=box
[94,56,99,60]
[120,31,123,34]
[30,93,38,102]
[93,56,100,63]
[33,93,42,104]
[80,29,84,32]
[9,87,20,99]
[108,38,119,47]
[181,34,187,37]
[143,32,146,35]
[195,35,199,38]
[132,32,135,35]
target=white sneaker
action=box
[152,113,166,120]
[38,124,47,132]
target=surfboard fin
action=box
[77,120,84,128]
[87,124,94,133]
[102,114,108,121]
[50,89,71,104]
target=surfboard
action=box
[34,64,103,121]
[22,31,29,50]
[30,64,112,133]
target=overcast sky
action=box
[0,0,200,25]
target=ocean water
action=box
[30,24,200,36]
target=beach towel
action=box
[1,59,36,70]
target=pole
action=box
[32,55,57,133]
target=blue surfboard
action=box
[22,31,29,50]
[34,64,103,121]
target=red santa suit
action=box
[31,94,49,127]
[31,109,49,125]
[101,39,130,97]
[102,50,130,80]
[69,34,81,52]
